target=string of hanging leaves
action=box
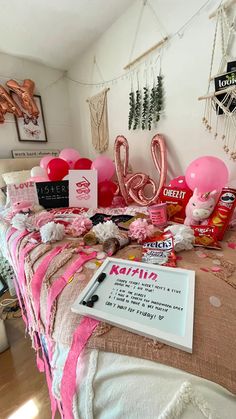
[128,75,164,131]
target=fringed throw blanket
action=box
[87,88,109,152]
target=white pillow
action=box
[1,170,31,207]
[2,170,31,185]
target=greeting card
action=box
[69,170,97,209]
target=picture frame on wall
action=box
[12,94,47,143]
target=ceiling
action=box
[0,0,135,70]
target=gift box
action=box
[159,186,193,224]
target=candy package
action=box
[142,231,177,267]
[192,225,221,249]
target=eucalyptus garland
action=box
[133,89,142,129]
[128,90,135,130]
[148,85,155,130]
[142,87,149,130]
[154,75,163,123]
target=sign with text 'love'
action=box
[8,181,39,205]
[72,258,195,353]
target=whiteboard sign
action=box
[72,258,195,353]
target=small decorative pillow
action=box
[2,170,31,185]
[1,170,31,207]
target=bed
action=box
[0,157,235,419]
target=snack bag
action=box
[192,225,221,249]
[159,186,193,224]
[208,188,236,240]
[142,231,176,267]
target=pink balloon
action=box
[40,155,54,170]
[185,156,229,193]
[59,148,80,169]
[28,176,50,182]
[91,156,115,182]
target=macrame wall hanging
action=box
[87,87,110,153]
[125,0,168,131]
[198,0,236,160]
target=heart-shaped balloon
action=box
[114,134,167,206]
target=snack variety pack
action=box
[159,186,193,224]
[142,232,176,267]
[208,188,236,240]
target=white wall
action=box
[68,0,236,181]
[0,52,73,158]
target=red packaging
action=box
[208,188,236,240]
[159,186,193,224]
[192,225,221,249]
[142,232,176,267]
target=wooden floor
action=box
[0,316,52,419]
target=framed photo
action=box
[12,94,47,143]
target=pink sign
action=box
[8,181,39,205]
[69,170,97,209]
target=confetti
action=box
[227,242,236,249]
[200,267,209,272]
[196,251,207,258]
[85,261,97,270]
[95,261,102,266]
[212,259,221,265]
[77,273,86,281]
[211,266,221,272]
[97,251,106,259]
[209,296,221,307]
[128,255,136,260]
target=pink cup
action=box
[148,203,167,227]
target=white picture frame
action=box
[72,257,195,353]
[12,94,47,142]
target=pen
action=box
[82,272,106,306]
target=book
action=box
[72,257,195,353]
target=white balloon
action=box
[31,166,47,178]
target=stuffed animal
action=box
[184,188,217,226]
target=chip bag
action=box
[192,225,221,249]
[142,231,177,267]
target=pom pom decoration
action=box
[11,213,35,231]
[164,225,194,252]
[67,215,93,237]
[128,218,155,243]
[40,222,65,243]
[92,220,120,243]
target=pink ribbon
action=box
[45,252,97,359]
[60,317,99,419]
[31,245,68,323]
[11,230,30,270]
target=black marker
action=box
[82,272,106,306]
